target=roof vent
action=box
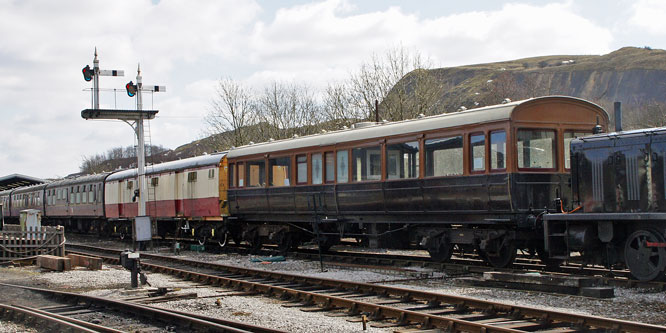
[458,106,467,111]
[417,114,425,119]
[293,134,299,138]
[502,98,511,104]
[353,121,376,129]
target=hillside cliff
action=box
[422,47,666,115]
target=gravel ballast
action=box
[2,235,664,332]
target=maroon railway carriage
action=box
[5,184,47,223]
[43,173,109,233]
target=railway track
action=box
[67,243,666,333]
[69,234,666,290]
[0,282,284,333]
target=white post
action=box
[135,64,147,218]
[93,48,100,110]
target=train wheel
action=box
[216,231,229,248]
[427,236,454,262]
[277,232,293,255]
[624,229,666,281]
[481,240,516,268]
[249,232,262,254]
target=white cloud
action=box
[629,0,666,34]
[0,0,622,179]
[248,0,612,85]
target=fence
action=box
[0,225,65,262]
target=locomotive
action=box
[2,95,663,280]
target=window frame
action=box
[351,144,383,183]
[489,129,507,172]
[563,130,591,170]
[296,154,308,185]
[424,133,465,178]
[516,127,558,171]
[268,155,292,187]
[469,132,486,174]
[385,139,421,181]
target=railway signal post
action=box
[80,49,161,249]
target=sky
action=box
[1,0,665,179]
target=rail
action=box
[67,244,666,333]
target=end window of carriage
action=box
[517,129,556,170]
[352,145,382,182]
[386,141,419,180]
[425,136,463,177]
[490,130,506,171]
[564,131,590,169]
[269,156,291,187]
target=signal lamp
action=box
[126,81,137,97]
[82,65,93,82]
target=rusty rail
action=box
[68,244,666,333]
[0,282,285,333]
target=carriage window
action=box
[337,150,349,183]
[188,172,198,182]
[229,164,236,187]
[82,185,87,204]
[325,152,335,183]
[352,146,381,182]
[269,157,291,187]
[564,131,589,169]
[312,153,323,184]
[90,185,95,203]
[297,155,308,184]
[70,187,75,204]
[208,169,215,179]
[517,129,556,169]
[246,159,266,187]
[470,133,485,172]
[76,186,81,204]
[386,141,419,179]
[238,163,245,187]
[127,181,134,190]
[425,136,463,177]
[490,131,506,170]
[151,177,159,187]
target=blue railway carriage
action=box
[226,96,609,265]
[545,127,666,281]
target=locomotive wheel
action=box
[481,240,517,268]
[624,229,666,281]
[536,247,563,268]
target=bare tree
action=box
[204,78,256,149]
[255,81,323,141]
[347,46,439,121]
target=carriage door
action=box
[650,130,666,211]
[613,134,650,212]
[175,171,184,216]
